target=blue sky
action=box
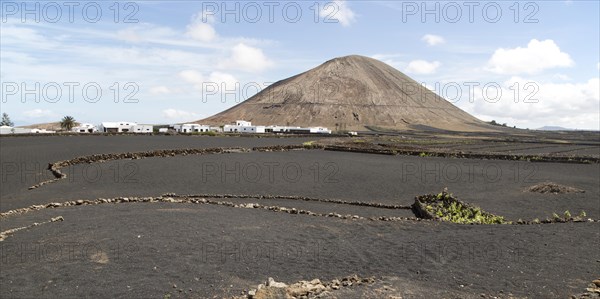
[1,0,599,129]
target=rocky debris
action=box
[324,144,599,164]
[2,192,597,228]
[527,182,585,194]
[266,277,288,288]
[51,216,64,222]
[0,216,65,242]
[239,275,376,299]
[572,279,600,298]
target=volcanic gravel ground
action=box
[1,203,598,298]
[1,136,599,298]
[0,135,321,202]
[9,150,599,220]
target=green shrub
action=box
[417,191,505,224]
[552,212,561,221]
[302,141,316,149]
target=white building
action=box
[172,124,211,133]
[0,125,14,134]
[0,126,55,134]
[99,122,152,133]
[30,128,56,134]
[72,123,97,133]
[265,126,299,133]
[132,124,153,133]
[223,120,266,133]
[309,127,332,134]
[158,128,169,133]
[265,125,331,134]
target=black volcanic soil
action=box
[9,150,599,220]
[1,203,599,298]
[1,135,599,298]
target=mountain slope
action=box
[199,55,495,132]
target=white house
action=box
[223,124,266,133]
[99,122,137,133]
[223,120,266,133]
[264,125,331,134]
[132,124,153,133]
[1,126,56,134]
[235,120,252,126]
[265,126,300,133]
[172,124,211,133]
[30,128,56,134]
[0,125,16,134]
[72,123,97,133]
[309,127,332,134]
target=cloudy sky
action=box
[1,1,599,130]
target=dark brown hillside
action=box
[200,55,496,132]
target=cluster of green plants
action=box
[302,141,317,148]
[422,192,505,224]
[551,210,587,222]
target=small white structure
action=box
[99,122,137,133]
[0,125,16,134]
[309,127,332,134]
[72,123,97,133]
[158,128,169,133]
[265,125,331,134]
[132,124,153,133]
[164,120,330,135]
[172,124,211,133]
[223,120,266,133]
[0,125,14,135]
[1,126,56,134]
[265,126,295,133]
[30,128,56,134]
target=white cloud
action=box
[487,39,574,75]
[421,34,445,46]
[116,25,178,44]
[219,43,273,72]
[22,109,56,118]
[186,11,217,42]
[149,86,172,95]
[186,22,217,42]
[162,109,199,120]
[405,60,441,75]
[179,70,204,85]
[178,70,238,92]
[208,72,238,89]
[320,0,356,27]
[467,77,599,130]
[552,74,571,81]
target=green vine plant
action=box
[414,190,591,225]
